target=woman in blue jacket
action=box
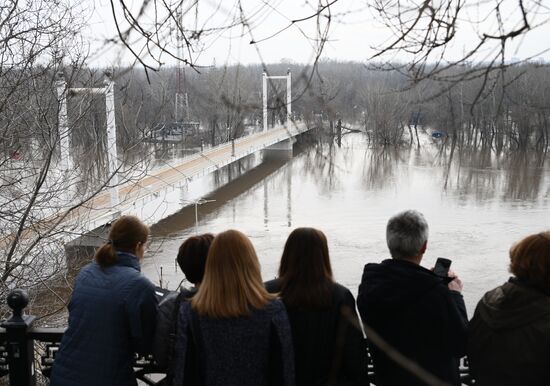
[51,215,158,386]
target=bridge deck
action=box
[64,123,308,235]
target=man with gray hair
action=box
[357,210,467,386]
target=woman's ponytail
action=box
[94,216,149,268]
[94,242,118,268]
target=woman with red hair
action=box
[468,231,550,386]
[172,229,295,386]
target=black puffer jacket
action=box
[468,278,550,386]
[357,258,468,386]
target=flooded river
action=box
[142,133,550,313]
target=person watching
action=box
[266,227,369,386]
[171,229,295,386]
[356,209,467,386]
[153,233,214,379]
[468,231,550,386]
[51,216,157,386]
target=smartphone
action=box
[433,257,452,277]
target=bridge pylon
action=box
[262,70,292,132]
[56,72,120,207]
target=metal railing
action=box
[0,289,475,385]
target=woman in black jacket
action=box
[153,234,214,374]
[266,227,369,386]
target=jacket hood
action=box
[476,278,550,330]
[358,259,446,311]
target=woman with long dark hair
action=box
[172,229,295,386]
[266,227,369,386]
[51,216,157,386]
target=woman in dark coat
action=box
[265,227,369,386]
[51,216,158,386]
[172,229,295,386]
[153,233,214,375]
[468,231,550,386]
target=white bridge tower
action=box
[262,70,292,132]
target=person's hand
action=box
[447,269,463,293]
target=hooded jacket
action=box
[468,278,550,386]
[356,259,467,386]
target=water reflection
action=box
[501,152,547,202]
[301,139,342,193]
[362,148,403,191]
[440,148,549,204]
[287,167,292,227]
[151,157,287,237]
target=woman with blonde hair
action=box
[468,231,550,386]
[51,216,157,386]
[172,229,295,386]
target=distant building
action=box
[147,121,201,141]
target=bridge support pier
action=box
[263,138,294,160]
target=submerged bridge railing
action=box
[0,289,474,386]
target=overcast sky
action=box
[84,0,550,68]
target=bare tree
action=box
[0,1,159,317]
[98,1,550,153]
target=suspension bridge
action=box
[54,71,311,239]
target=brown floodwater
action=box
[142,133,550,314]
